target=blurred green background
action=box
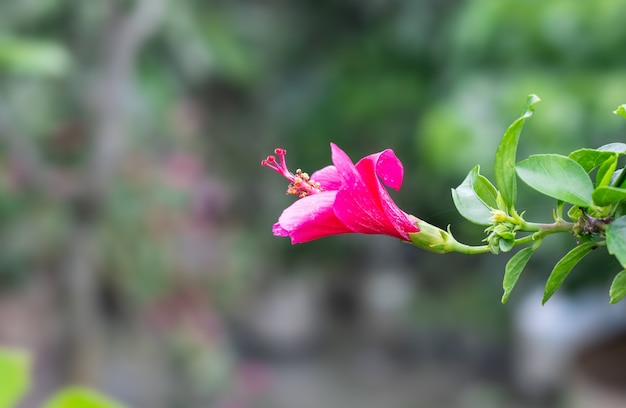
[1,1,626,407]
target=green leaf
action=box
[614,104,626,119]
[569,149,616,172]
[596,155,618,188]
[592,186,626,206]
[598,143,626,154]
[614,202,626,219]
[607,215,626,268]
[0,348,30,408]
[516,154,594,207]
[543,242,597,304]
[611,168,626,188]
[44,387,129,408]
[451,165,494,225]
[502,246,536,304]
[609,270,626,303]
[494,94,541,210]
[473,173,498,209]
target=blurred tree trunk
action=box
[62,0,166,382]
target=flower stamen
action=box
[262,148,322,198]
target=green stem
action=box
[409,218,576,255]
[444,219,575,255]
[445,237,491,255]
[447,232,537,255]
[520,219,575,234]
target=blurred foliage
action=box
[43,388,128,408]
[0,348,30,408]
[0,36,70,76]
[452,0,626,67]
[0,348,127,408]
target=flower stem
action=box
[445,239,491,254]
[409,218,576,255]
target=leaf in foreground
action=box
[569,149,616,172]
[592,186,626,207]
[494,94,540,210]
[610,270,626,304]
[543,242,596,305]
[502,246,536,304]
[607,215,626,268]
[516,154,594,207]
[451,165,493,225]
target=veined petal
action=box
[330,143,418,240]
[355,149,418,239]
[356,149,404,191]
[274,191,352,243]
[334,188,400,237]
[330,144,390,230]
[310,165,341,191]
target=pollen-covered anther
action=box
[297,170,310,181]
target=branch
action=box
[89,0,167,196]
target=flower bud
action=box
[490,209,509,223]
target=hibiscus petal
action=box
[274,191,352,243]
[310,165,342,191]
[356,149,404,191]
[355,149,418,239]
[330,144,397,234]
[330,143,418,240]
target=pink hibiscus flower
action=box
[262,143,420,244]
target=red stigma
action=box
[261,147,322,198]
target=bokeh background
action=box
[1,1,626,407]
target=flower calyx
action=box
[409,218,452,254]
